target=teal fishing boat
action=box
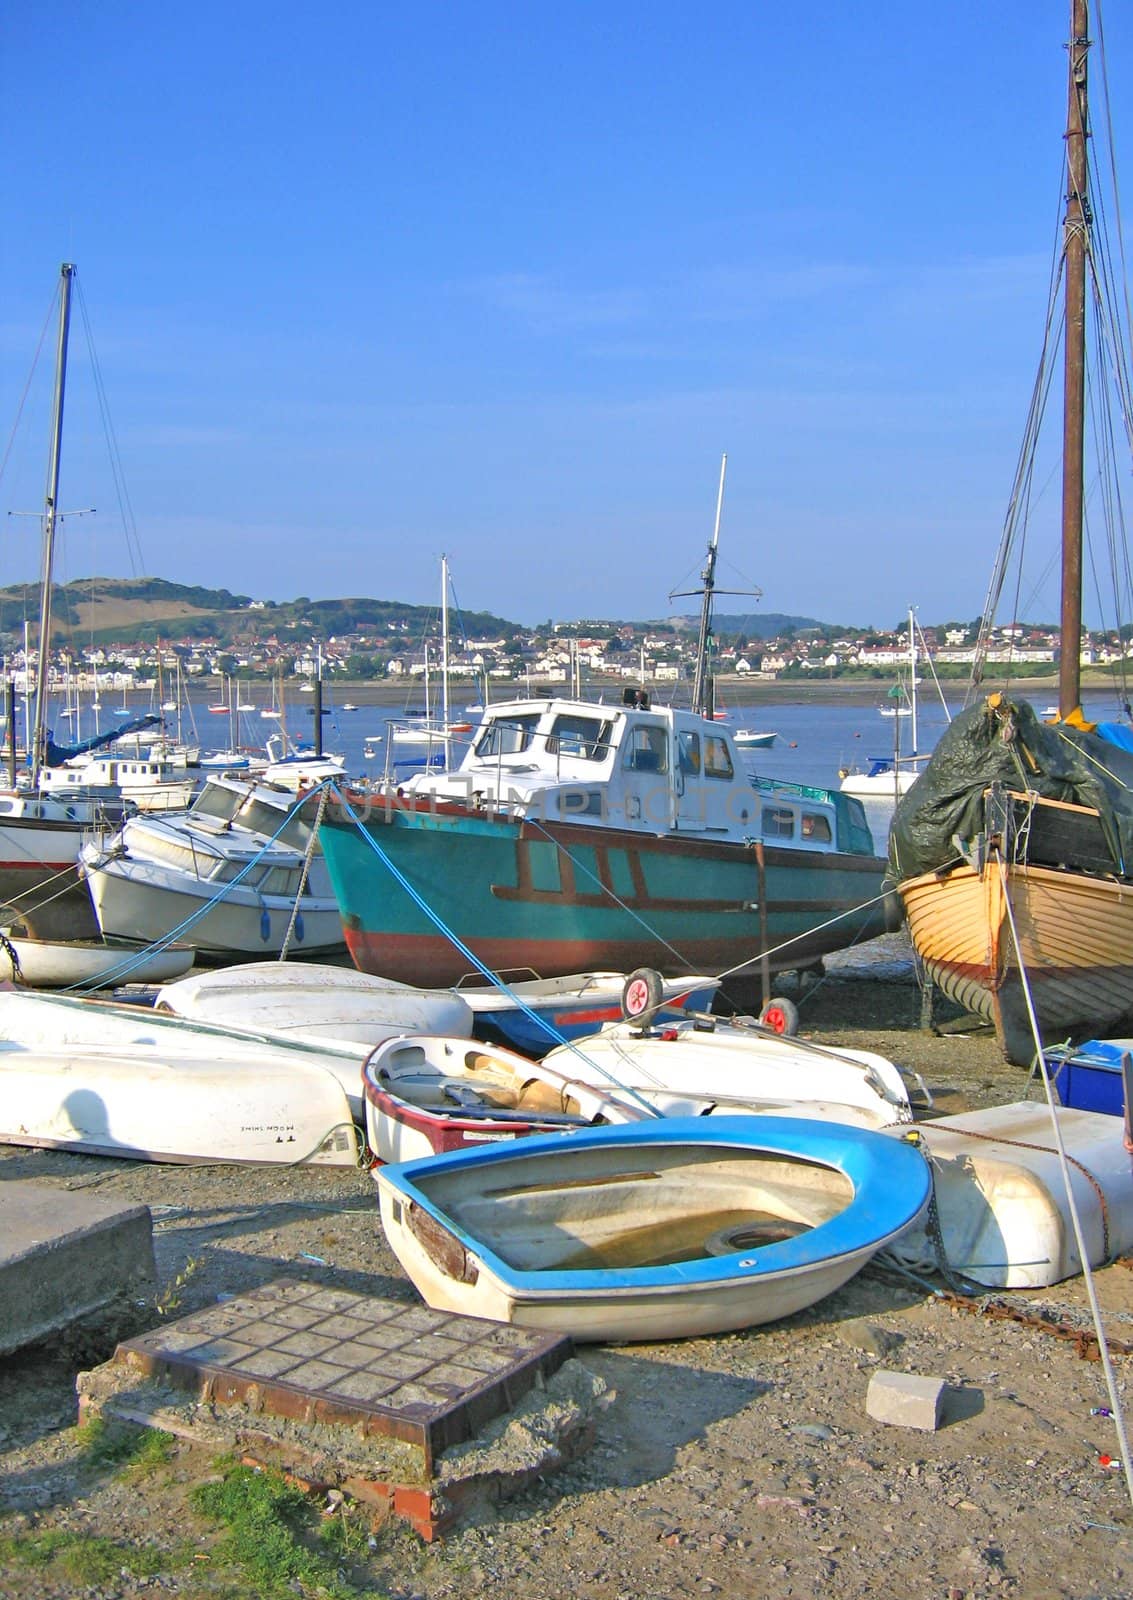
[319,693,885,988]
[320,461,885,991]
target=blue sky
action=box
[2,2,1130,630]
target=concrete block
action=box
[0,1180,155,1356]
[866,1368,948,1432]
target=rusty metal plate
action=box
[113,1279,572,1464]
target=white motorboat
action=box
[80,773,345,959]
[38,754,195,814]
[154,960,473,1047]
[375,1116,932,1342]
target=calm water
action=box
[61,682,1133,861]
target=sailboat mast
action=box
[908,606,918,757]
[441,555,450,729]
[1059,0,1089,717]
[691,453,727,719]
[30,263,76,783]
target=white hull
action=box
[0,1049,359,1165]
[0,933,194,990]
[884,1100,1133,1288]
[155,961,473,1046]
[542,1018,915,1127]
[396,1248,885,1343]
[376,1116,931,1341]
[0,989,372,1120]
[85,854,345,957]
[0,796,95,875]
[839,769,919,798]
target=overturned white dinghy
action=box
[0,988,374,1125]
[376,1116,932,1343]
[884,1100,1133,1289]
[541,1016,921,1130]
[0,1049,360,1166]
[153,961,474,1048]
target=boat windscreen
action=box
[474,714,541,758]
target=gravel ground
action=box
[2,939,1132,1600]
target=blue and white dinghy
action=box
[376,1116,931,1343]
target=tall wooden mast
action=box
[1059,0,1090,716]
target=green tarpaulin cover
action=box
[885,695,1133,887]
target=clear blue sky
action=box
[2,2,1129,630]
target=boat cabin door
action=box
[674,728,704,829]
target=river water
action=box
[87,681,1133,863]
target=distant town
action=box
[0,577,1117,696]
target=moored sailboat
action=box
[887,3,1133,1065]
[0,265,129,941]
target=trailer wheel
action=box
[759,996,800,1036]
[622,967,665,1028]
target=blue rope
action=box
[328,782,662,1115]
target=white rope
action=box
[995,847,1133,1507]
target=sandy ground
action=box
[2,941,1133,1599]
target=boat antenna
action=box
[669,454,763,720]
[1059,0,1089,717]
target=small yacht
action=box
[80,772,345,960]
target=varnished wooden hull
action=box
[899,861,1133,1064]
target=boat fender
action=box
[621,967,665,1028]
[260,908,271,943]
[759,996,800,1036]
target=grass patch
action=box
[75,1415,177,1477]
[0,1528,185,1585]
[190,1460,377,1598]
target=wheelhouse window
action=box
[622,723,669,775]
[474,714,541,758]
[546,714,612,761]
[801,812,832,843]
[762,806,796,839]
[704,735,734,780]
